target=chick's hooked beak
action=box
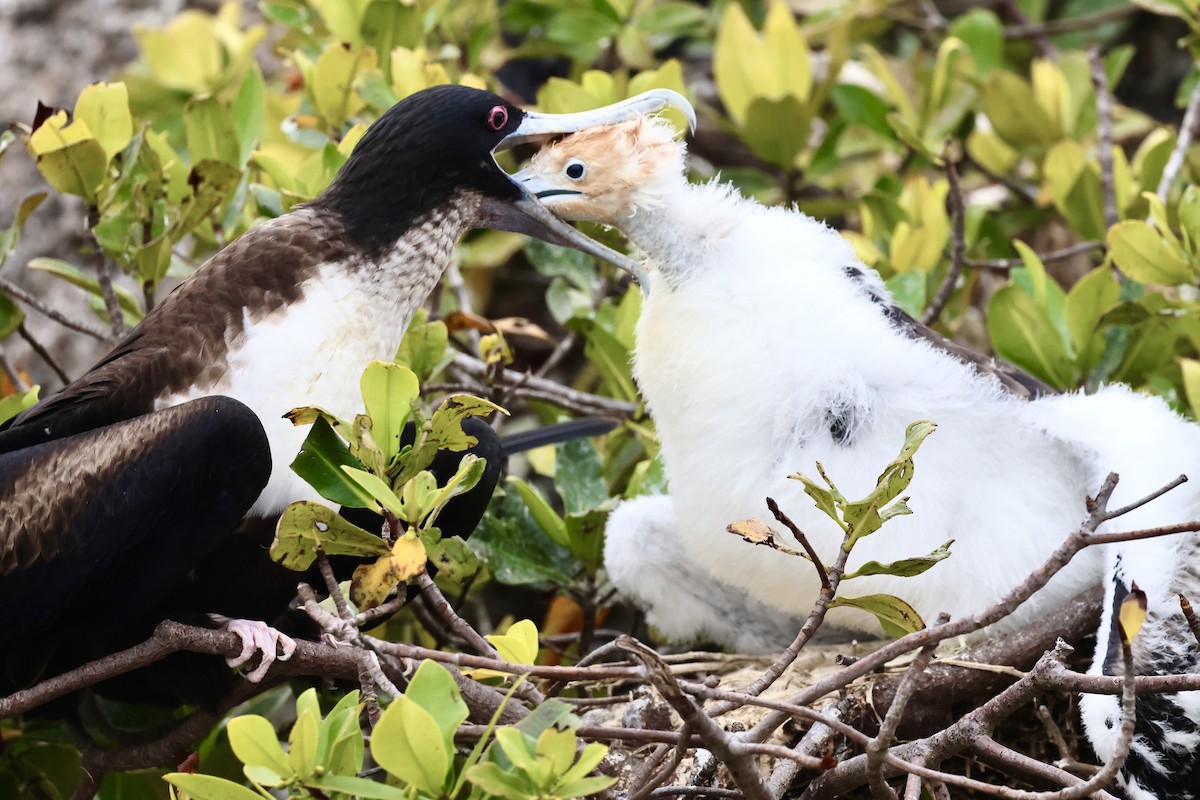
[477,89,694,278]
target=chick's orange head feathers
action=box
[523,116,686,224]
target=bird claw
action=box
[220,618,296,683]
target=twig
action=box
[995,0,1058,60]
[418,573,499,659]
[649,788,744,798]
[315,554,383,724]
[92,250,129,340]
[0,345,28,391]
[1089,47,1119,232]
[1103,474,1187,520]
[745,471,1183,744]
[1157,78,1200,201]
[451,353,637,417]
[629,723,694,800]
[767,497,829,590]
[618,637,776,800]
[922,153,965,326]
[17,321,70,384]
[707,499,854,717]
[0,277,109,341]
[866,615,949,800]
[1003,5,1136,39]
[1181,595,1200,645]
[971,737,1102,793]
[805,640,1136,799]
[965,242,1103,271]
[445,261,481,351]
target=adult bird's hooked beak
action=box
[477,89,695,278]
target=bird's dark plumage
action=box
[0,84,672,704]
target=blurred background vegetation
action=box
[4,0,1200,796]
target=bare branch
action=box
[1089,47,1119,232]
[866,615,949,799]
[451,352,637,417]
[1181,594,1200,645]
[0,277,110,341]
[618,636,776,800]
[17,321,70,384]
[922,152,965,326]
[1157,79,1200,201]
[966,241,1103,271]
[767,496,829,590]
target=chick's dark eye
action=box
[487,105,508,131]
[565,160,587,180]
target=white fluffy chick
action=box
[515,116,1200,799]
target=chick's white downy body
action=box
[621,181,1111,633]
[520,118,1200,799]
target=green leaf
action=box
[231,65,266,166]
[0,386,38,426]
[547,9,621,46]
[828,593,925,638]
[885,271,927,319]
[163,774,264,800]
[635,2,709,36]
[508,477,570,547]
[471,492,577,587]
[360,360,420,464]
[226,715,293,787]
[1064,266,1120,368]
[28,257,142,320]
[830,84,894,139]
[184,97,239,165]
[404,660,469,758]
[0,292,25,339]
[271,500,389,571]
[371,697,450,794]
[361,0,421,66]
[315,690,362,774]
[342,467,404,517]
[982,71,1059,149]
[556,437,608,515]
[1107,220,1194,286]
[947,9,1002,75]
[395,308,449,381]
[988,284,1076,387]
[566,317,637,402]
[36,138,109,202]
[742,95,808,168]
[564,509,607,572]
[307,774,408,799]
[290,416,374,508]
[467,762,531,800]
[843,541,953,580]
[288,708,319,778]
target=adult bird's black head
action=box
[311,84,693,265]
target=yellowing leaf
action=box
[1108,220,1194,286]
[762,0,811,103]
[134,12,223,92]
[467,619,539,680]
[271,500,389,571]
[227,715,294,787]
[714,1,811,126]
[1118,583,1148,645]
[351,553,403,608]
[310,43,377,130]
[73,82,132,161]
[828,593,925,638]
[391,531,427,580]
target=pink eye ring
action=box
[487,105,508,131]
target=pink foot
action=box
[213,617,297,682]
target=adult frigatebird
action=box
[0,85,691,695]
